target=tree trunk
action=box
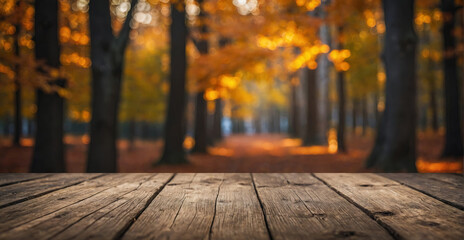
[212,98,223,141]
[31,0,65,172]
[361,95,368,136]
[352,99,357,133]
[441,0,463,157]
[255,114,261,134]
[289,83,299,138]
[429,79,438,132]
[192,3,208,153]
[158,4,188,164]
[422,25,439,132]
[275,108,281,133]
[13,1,21,146]
[210,38,228,142]
[337,70,346,153]
[192,92,207,153]
[128,119,135,151]
[373,92,379,128]
[3,116,10,136]
[304,68,319,145]
[366,0,417,172]
[87,0,138,172]
[315,1,331,145]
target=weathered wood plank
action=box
[0,174,128,232]
[0,173,51,187]
[0,173,101,208]
[315,173,464,240]
[210,173,269,240]
[51,173,173,239]
[253,173,392,240]
[381,173,464,210]
[122,173,225,240]
[0,173,172,240]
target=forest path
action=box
[0,133,461,173]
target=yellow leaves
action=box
[377,71,386,84]
[257,35,279,50]
[70,110,91,122]
[0,63,15,79]
[415,12,432,26]
[60,27,71,42]
[220,75,240,89]
[60,53,91,68]
[183,136,195,150]
[295,0,321,11]
[0,38,12,51]
[60,27,89,45]
[307,61,317,70]
[287,43,329,71]
[328,49,351,72]
[204,88,219,101]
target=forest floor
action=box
[0,131,462,173]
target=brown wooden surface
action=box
[0,173,462,240]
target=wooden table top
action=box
[0,173,462,239]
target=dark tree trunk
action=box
[212,98,223,141]
[255,114,262,134]
[337,70,346,153]
[366,0,417,172]
[336,26,346,153]
[87,0,138,172]
[192,92,207,153]
[361,95,368,136]
[289,83,299,138]
[192,3,208,153]
[13,1,21,146]
[373,92,379,128]
[275,108,281,133]
[128,119,135,151]
[441,0,463,157]
[429,79,438,132]
[422,26,439,132]
[158,4,188,164]
[304,68,319,145]
[352,99,357,133]
[210,38,229,142]
[3,116,10,136]
[31,0,65,172]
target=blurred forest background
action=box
[0,0,463,173]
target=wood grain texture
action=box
[253,173,392,240]
[122,173,225,240]
[0,174,171,240]
[0,173,462,240]
[210,173,269,240]
[0,174,127,232]
[315,173,464,240]
[51,173,173,240]
[381,173,464,210]
[0,173,101,208]
[0,173,51,187]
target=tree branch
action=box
[114,0,139,53]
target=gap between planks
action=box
[311,173,401,239]
[114,173,177,239]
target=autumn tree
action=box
[191,0,208,153]
[31,0,66,172]
[12,0,21,146]
[441,0,463,158]
[87,0,139,172]
[158,3,188,164]
[366,0,417,172]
